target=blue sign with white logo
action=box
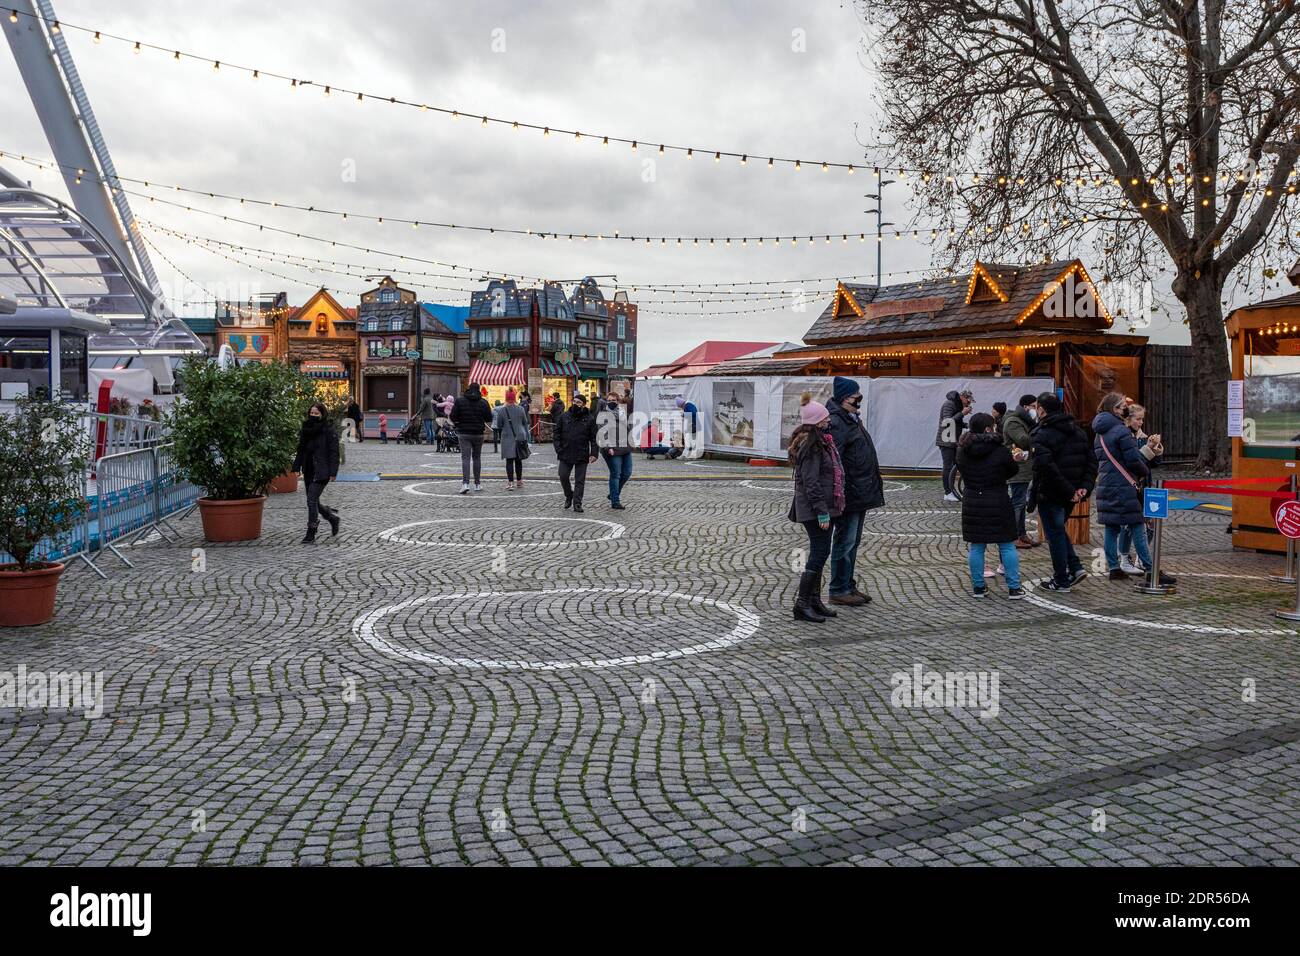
[1143,487,1169,519]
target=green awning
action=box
[580,368,607,379]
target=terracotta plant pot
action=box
[0,561,66,627]
[198,496,267,542]
[268,471,299,494]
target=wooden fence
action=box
[1142,344,1197,462]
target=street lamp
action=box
[864,178,895,287]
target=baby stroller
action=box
[435,418,459,453]
[396,417,423,445]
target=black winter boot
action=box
[807,571,837,618]
[321,505,340,537]
[793,572,827,623]
[301,524,318,544]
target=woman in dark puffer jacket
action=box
[1092,392,1173,585]
[788,394,846,623]
[957,412,1025,599]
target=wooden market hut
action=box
[713,260,1150,423]
[1224,274,1300,552]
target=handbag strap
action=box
[1099,433,1138,488]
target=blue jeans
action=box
[607,452,633,503]
[1009,481,1029,538]
[1039,502,1081,586]
[829,510,864,595]
[968,541,1021,591]
[1105,523,1152,571]
[423,418,435,443]
[1117,522,1154,563]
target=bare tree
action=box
[859,0,1300,468]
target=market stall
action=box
[1225,288,1300,552]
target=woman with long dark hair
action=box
[788,393,846,623]
[291,401,340,543]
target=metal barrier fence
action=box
[78,410,167,461]
[1,442,201,577]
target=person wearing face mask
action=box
[788,393,846,623]
[291,401,340,544]
[825,376,885,606]
[1002,394,1039,548]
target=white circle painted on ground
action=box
[403,480,561,499]
[883,480,910,492]
[1023,581,1300,636]
[379,515,625,549]
[739,479,789,492]
[352,587,761,670]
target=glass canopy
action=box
[0,181,206,358]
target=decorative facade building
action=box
[284,288,358,407]
[355,276,470,436]
[569,277,614,405]
[467,279,578,411]
[605,289,638,395]
[357,277,421,436]
[418,301,471,398]
[214,293,290,364]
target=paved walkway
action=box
[2,439,1298,865]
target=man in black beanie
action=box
[1030,391,1097,592]
[825,376,885,606]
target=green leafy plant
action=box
[0,396,90,571]
[168,357,309,500]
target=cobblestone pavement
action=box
[2,439,1298,866]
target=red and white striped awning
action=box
[468,357,525,386]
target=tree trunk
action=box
[1176,273,1231,472]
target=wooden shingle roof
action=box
[801,260,1111,345]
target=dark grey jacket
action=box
[789,425,845,523]
[935,390,965,448]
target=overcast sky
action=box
[1,0,1192,366]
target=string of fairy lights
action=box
[6,8,1297,322]
[144,219,1038,312]
[5,148,1296,256]
[3,6,1295,193]
[147,222,874,317]
[144,220,992,304]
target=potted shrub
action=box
[0,396,89,627]
[169,357,308,541]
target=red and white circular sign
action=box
[1276,499,1300,539]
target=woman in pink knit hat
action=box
[787,392,846,623]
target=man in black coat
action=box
[1030,391,1098,592]
[345,399,364,442]
[554,393,598,512]
[451,383,494,493]
[826,377,886,606]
